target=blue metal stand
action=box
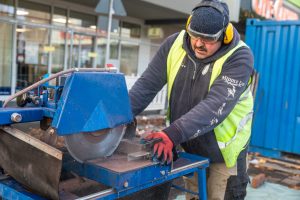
[0,152,209,200]
[0,178,44,200]
[197,166,207,200]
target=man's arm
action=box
[129,33,178,116]
[163,47,254,145]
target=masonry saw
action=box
[0,68,210,200]
[0,68,136,199]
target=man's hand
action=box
[145,131,174,164]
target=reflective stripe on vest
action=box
[167,30,254,168]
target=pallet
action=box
[248,152,300,190]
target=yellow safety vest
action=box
[167,30,253,168]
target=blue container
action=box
[246,19,300,156]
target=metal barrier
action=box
[125,76,167,112]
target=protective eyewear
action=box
[187,24,223,44]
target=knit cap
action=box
[189,0,229,35]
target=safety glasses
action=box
[187,24,223,44]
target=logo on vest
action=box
[210,117,218,126]
[213,103,226,116]
[222,76,245,87]
[222,76,245,98]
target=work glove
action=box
[145,131,174,165]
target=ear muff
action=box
[223,22,233,44]
[186,15,192,31]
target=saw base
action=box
[1,152,209,200]
[88,153,154,173]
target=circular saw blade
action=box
[64,125,126,163]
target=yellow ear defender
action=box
[223,22,233,44]
[186,15,192,31]
[186,0,234,44]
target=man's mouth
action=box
[198,45,207,52]
[195,48,207,54]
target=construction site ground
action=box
[167,153,300,200]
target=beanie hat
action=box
[189,0,229,35]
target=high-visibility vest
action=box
[167,30,253,168]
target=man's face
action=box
[189,36,222,59]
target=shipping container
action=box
[246,19,300,157]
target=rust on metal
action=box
[0,127,62,200]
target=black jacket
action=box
[129,28,254,163]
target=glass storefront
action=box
[0,0,166,97]
[0,22,13,95]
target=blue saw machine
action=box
[0,69,209,200]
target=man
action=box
[129,0,254,199]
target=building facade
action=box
[0,0,189,100]
[0,0,244,102]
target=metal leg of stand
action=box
[197,167,207,200]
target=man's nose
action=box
[195,38,204,46]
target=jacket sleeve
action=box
[129,33,178,116]
[164,47,254,146]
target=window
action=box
[17,0,51,24]
[0,0,14,17]
[51,30,67,73]
[110,38,119,59]
[71,34,94,68]
[120,42,139,76]
[53,7,67,26]
[0,22,13,95]
[69,11,97,32]
[121,22,141,38]
[96,37,106,68]
[16,25,49,89]
[98,16,120,36]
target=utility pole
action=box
[105,0,114,67]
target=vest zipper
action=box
[187,55,198,108]
[188,55,197,80]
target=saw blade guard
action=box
[52,72,133,136]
